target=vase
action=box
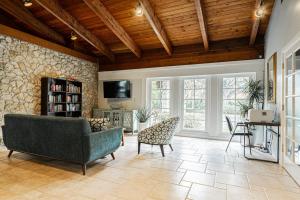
[138,122,148,132]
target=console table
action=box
[93,108,138,133]
[243,121,280,163]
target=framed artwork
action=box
[267,53,277,103]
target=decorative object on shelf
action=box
[41,77,82,117]
[136,107,153,132]
[267,52,277,103]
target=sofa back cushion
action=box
[3,114,91,163]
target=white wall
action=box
[98,59,264,110]
[265,0,300,110]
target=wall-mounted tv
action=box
[103,80,131,98]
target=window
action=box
[150,80,171,125]
[183,78,206,131]
[222,76,250,132]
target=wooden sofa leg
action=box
[8,150,13,158]
[159,145,165,157]
[111,153,115,160]
[82,164,86,175]
[138,142,141,154]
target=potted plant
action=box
[136,107,153,132]
[238,102,253,119]
[243,79,264,109]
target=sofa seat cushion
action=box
[87,118,111,132]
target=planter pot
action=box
[138,122,148,132]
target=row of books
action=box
[67,84,81,93]
[66,95,80,103]
[50,84,64,92]
[49,105,64,112]
[48,94,63,103]
[67,104,81,112]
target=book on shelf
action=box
[48,94,63,103]
[67,84,81,93]
[66,104,81,112]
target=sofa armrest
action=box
[83,128,123,163]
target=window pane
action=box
[236,89,247,99]
[151,90,161,99]
[184,80,194,89]
[195,79,206,89]
[286,138,293,160]
[223,89,235,99]
[161,81,170,89]
[223,78,235,88]
[236,77,249,88]
[287,76,293,96]
[295,97,300,118]
[296,49,300,72]
[287,55,293,75]
[194,100,205,110]
[161,100,170,109]
[161,90,170,99]
[152,100,161,109]
[286,97,293,116]
[295,73,300,95]
[295,120,300,142]
[195,89,205,99]
[184,100,194,109]
[223,100,236,114]
[184,90,194,99]
[286,118,293,139]
[295,142,300,165]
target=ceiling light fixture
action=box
[23,0,33,7]
[70,32,77,41]
[135,3,143,16]
[255,7,264,18]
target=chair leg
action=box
[247,135,252,155]
[138,142,141,154]
[82,164,86,176]
[8,150,13,158]
[111,153,115,160]
[225,135,234,152]
[159,145,165,157]
[169,144,174,151]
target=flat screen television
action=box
[103,80,131,98]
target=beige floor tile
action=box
[149,182,189,200]
[216,172,249,188]
[227,185,268,200]
[188,184,226,200]
[179,161,206,172]
[183,171,215,186]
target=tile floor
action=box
[0,135,299,200]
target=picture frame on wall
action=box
[266,52,277,103]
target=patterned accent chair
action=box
[138,117,180,157]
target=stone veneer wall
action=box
[0,34,98,140]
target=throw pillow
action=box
[87,118,110,132]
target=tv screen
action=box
[103,80,131,98]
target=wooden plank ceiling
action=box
[0,0,274,70]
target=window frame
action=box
[180,76,209,132]
[218,73,256,134]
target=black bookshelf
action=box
[41,77,82,117]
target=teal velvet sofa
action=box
[1,114,123,175]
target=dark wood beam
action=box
[35,0,114,61]
[83,0,141,58]
[194,0,209,51]
[99,37,264,71]
[0,24,96,63]
[139,0,172,56]
[0,0,65,45]
[249,0,262,46]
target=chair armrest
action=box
[83,128,123,162]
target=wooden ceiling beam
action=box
[35,0,114,61]
[99,37,264,71]
[194,0,209,51]
[139,0,172,56]
[83,0,141,58]
[249,0,262,46]
[0,0,65,45]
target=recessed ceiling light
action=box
[23,0,33,7]
[135,3,143,16]
[70,32,77,41]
